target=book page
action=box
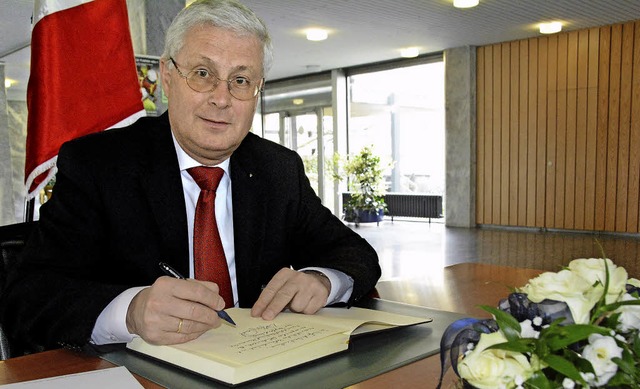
[171,308,352,365]
[169,307,429,366]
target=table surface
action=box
[0,263,543,388]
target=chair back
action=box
[0,221,36,360]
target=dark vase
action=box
[356,209,384,223]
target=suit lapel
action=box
[230,134,267,305]
[139,115,190,276]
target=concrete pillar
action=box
[444,46,476,228]
[144,0,185,56]
[127,0,184,56]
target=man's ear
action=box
[159,59,172,99]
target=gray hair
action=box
[162,0,273,76]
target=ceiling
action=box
[2,0,640,101]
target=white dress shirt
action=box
[90,134,353,345]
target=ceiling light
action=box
[453,0,479,8]
[400,47,420,58]
[293,98,304,105]
[306,29,328,41]
[539,21,562,34]
[4,79,14,88]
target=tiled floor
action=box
[348,218,640,307]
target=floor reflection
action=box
[349,219,640,308]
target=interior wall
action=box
[476,19,640,233]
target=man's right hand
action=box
[125,276,226,345]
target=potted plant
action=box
[337,146,388,224]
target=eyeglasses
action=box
[169,57,264,101]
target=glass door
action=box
[262,107,335,212]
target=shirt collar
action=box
[171,131,230,174]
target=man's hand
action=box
[251,268,331,320]
[126,276,226,345]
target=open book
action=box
[126,307,431,386]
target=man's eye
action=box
[193,69,210,79]
[233,77,250,87]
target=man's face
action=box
[161,25,263,165]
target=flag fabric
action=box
[25,0,145,198]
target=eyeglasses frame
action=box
[169,57,264,101]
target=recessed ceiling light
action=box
[400,47,420,58]
[453,0,479,8]
[293,98,304,105]
[539,21,562,34]
[306,29,328,41]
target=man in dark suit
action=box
[1,0,380,351]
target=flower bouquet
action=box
[438,258,640,388]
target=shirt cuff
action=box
[91,286,147,345]
[301,267,354,304]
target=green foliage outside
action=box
[335,146,388,221]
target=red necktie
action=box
[187,166,233,308]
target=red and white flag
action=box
[25,0,145,198]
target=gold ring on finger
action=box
[177,318,184,334]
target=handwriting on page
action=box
[231,323,330,354]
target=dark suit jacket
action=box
[1,112,380,351]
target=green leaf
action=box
[486,339,535,353]
[524,371,553,389]
[613,355,636,376]
[543,324,609,351]
[542,354,584,383]
[600,299,640,312]
[480,305,521,340]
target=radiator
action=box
[385,194,443,221]
[342,193,443,222]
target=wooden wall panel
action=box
[584,28,600,230]
[615,22,634,232]
[545,35,558,229]
[518,41,529,226]
[527,41,538,227]
[595,26,610,231]
[536,39,548,227]
[484,45,494,223]
[509,41,520,226]
[555,34,568,229]
[565,31,578,229]
[476,20,640,233]
[501,43,511,225]
[630,21,640,232]
[490,45,502,224]
[492,45,502,223]
[574,30,589,230]
[476,47,485,224]
[605,24,622,231]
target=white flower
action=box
[568,258,628,303]
[581,334,623,386]
[628,277,640,287]
[519,269,598,324]
[616,293,640,332]
[562,377,575,388]
[458,332,535,389]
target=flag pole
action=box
[24,197,34,222]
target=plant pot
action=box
[356,209,384,223]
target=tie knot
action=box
[188,166,224,191]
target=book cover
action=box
[126,307,431,385]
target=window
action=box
[348,60,445,196]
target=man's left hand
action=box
[251,268,330,320]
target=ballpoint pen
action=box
[159,262,236,327]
